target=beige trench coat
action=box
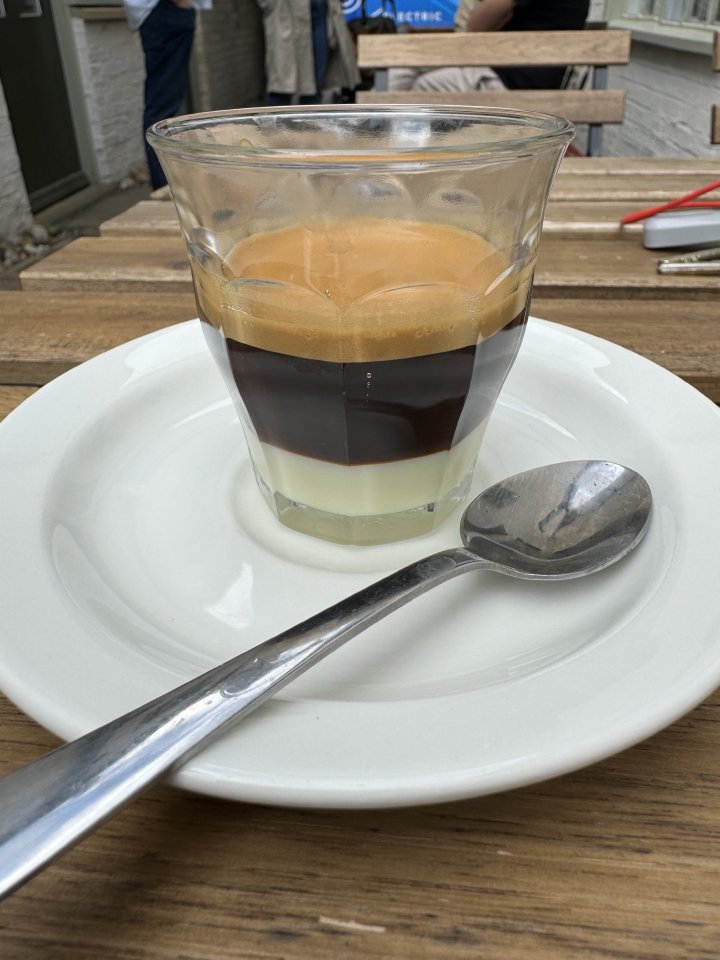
[257,0,360,95]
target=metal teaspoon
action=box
[0,459,652,898]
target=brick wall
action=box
[0,83,33,241]
[191,0,265,111]
[605,41,720,157]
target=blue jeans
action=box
[140,0,196,188]
[266,0,329,105]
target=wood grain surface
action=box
[533,236,720,299]
[95,175,720,245]
[558,156,720,176]
[96,195,712,244]
[100,201,182,236]
[532,298,720,401]
[1,165,720,960]
[357,89,626,125]
[101,199,641,240]
[357,30,631,68]
[549,174,720,203]
[19,234,720,299]
[542,201,643,237]
[0,672,719,959]
[2,293,718,402]
[19,236,193,293]
[141,157,720,185]
[0,292,196,384]
[0,386,36,419]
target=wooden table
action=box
[2,159,720,959]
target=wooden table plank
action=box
[534,235,720,299]
[0,688,719,959]
[19,236,193,293]
[2,293,717,402]
[100,200,181,236]
[542,201,643,237]
[532,298,720,402]
[558,156,720,176]
[550,174,720,203]
[3,161,720,960]
[99,180,718,240]
[0,292,196,384]
[0,385,36,419]
[19,234,720,299]
[101,199,641,240]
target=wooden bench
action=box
[356,29,631,156]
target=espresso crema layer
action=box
[194,217,532,362]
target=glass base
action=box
[259,474,474,546]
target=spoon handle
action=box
[0,546,481,899]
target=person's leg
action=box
[265,91,294,106]
[311,0,329,93]
[298,0,329,104]
[140,0,196,188]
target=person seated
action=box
[387,0,590,93]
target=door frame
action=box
[47,0,99,184]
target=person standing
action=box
[123,0,212,189]
[257,0,359,105]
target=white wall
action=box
[0,83,33,242]
[191,0,265,111]
[605,41,720,157]
[70,1,266,181]
[71,14,146,182]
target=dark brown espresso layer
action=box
[225,306,527,466]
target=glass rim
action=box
[147,104,574,167]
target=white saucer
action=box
[1,318,719,809]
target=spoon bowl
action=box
[0,460,652,899]
[462,460,652,578]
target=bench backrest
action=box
[356,29,631,156]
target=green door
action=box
[0,0,88,211]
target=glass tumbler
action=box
[148,106,572,546]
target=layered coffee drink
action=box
[191,217,533,544]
